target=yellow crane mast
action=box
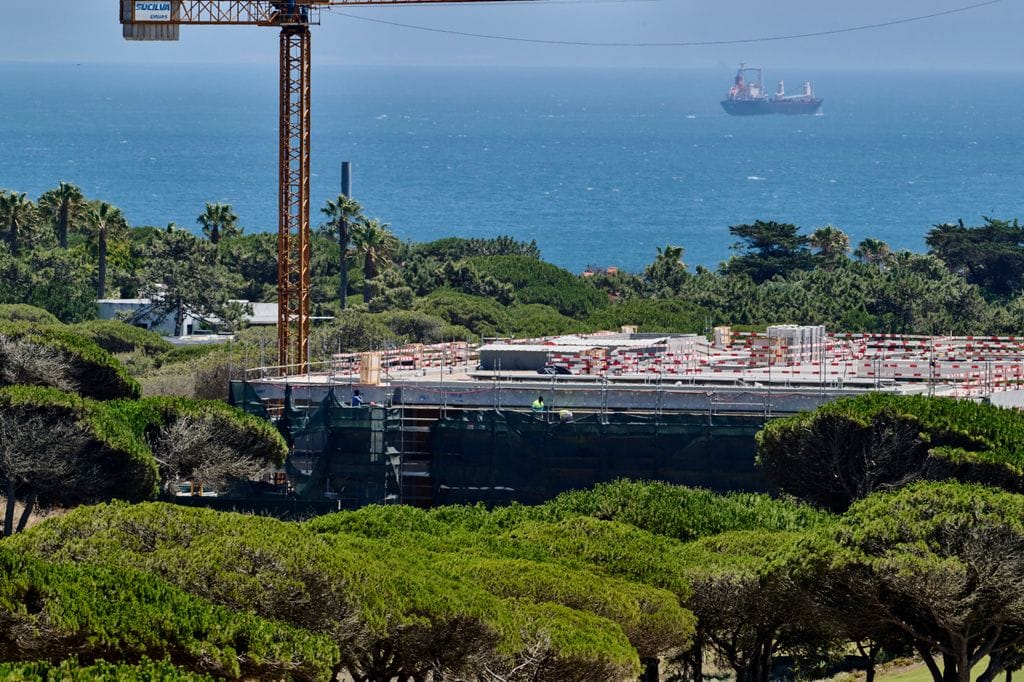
[120,0,533,374]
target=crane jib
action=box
[128,0,538,26]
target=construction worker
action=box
[531,396,545,412]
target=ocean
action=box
[1,62,1021,273]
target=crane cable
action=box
[324,0,1004,47]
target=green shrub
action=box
[0,659,214,681]
[0,322,140,400]
[309,312,392,354]
[159,343,228,365]
[409,236,541,261]
[507,303,587,338]
[468,256,608,318]
[310,504,695,601]
[757,393,1024,511]
[0,304,60,325]
[71,319,173,355]
[545,480,828,541]
[440,323,476,342]
[586,299,709,334]
[413,290,511,338]
[439,554,694,659]
[502,600,641,680]
[379,310,446,344]
[0,546,337,679]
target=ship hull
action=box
[721,99,823,116]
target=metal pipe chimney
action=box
[341,161,352,198]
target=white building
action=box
[96,299,280,337]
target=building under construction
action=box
[225,326,1024,514]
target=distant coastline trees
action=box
[319,193,363,311]
[926,217,1024,299]
[38,182,84,249]
[351,217,398,305]
[0,191,35,258]
[854,237,893,267]
[644,244,688,296]
[810,223,851,269]
[722,220,815,283]
[197,201,241,245]
[83,200,127,300]
[136,225,242,336]
[3,181,1024,375]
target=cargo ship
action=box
[721,64,822,116]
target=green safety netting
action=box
[228,381,269,420]
[430,410,770,507]
[229,382,399,508]
[229,381,772,510]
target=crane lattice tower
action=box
[121,0,532,374]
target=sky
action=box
[0,0,1020,70]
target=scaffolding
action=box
[231,381,771,510]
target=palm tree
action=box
[85,201,127,299]
[644,244,688,294]
[197,202,241,244]
[810,224,850,269]
[854,238,893,268]
[320,194,363,311]
[351,218,398,304]
[39,182,84,248]
[0,191,36,257]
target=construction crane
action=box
[119,0,535,374]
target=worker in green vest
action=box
[531,396,545,412]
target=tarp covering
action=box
[228,381,269,420]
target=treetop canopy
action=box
[543,479,830,541]
[0,304,60,326]
[0,544,337,680]
[0,385,159,505]
[0,321,140,400]
[757,393,1024,511]
[13,501,664,680]
[70,319,173,356]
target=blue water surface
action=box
[1,63,1021,273]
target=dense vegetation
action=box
[0,336,1022,681]
[757,393,1024,511]
[4,471,1024,682]
[6,481,835,681]
[7,185,1024,681]
[3,184,1024,375]
[0,544,335,679]
[0,378,286,537]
